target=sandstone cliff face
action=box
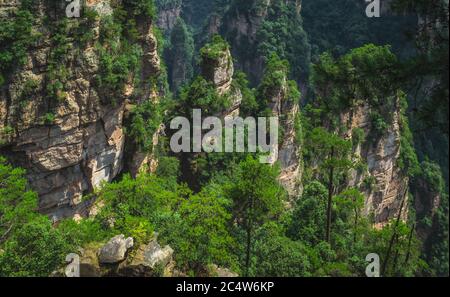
[0,0,161,219]
[200,44,242,117]
[156,1,182,33]
[262,69,302,198]
[342,101,409,225]
[221,0,270,84]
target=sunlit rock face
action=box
[342,100,409,225]
[0,0,161,219]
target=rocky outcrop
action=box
[201,45,234,96]
[342,101,409,225]
[262,67,302,198]
[98,235,134,264]
[59,235,174,277]
[200,39,242,117]
[156,0,183,33]
[141,239,174,269]
[0,0,161,219]
[199,36,302,196]
[278,101,302,198]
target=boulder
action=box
[98,235,134,264]
[115,238,174,277]
[143,240,174,269]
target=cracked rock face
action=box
[201,49,235,96]
[343,101,409,225]
[200,45,242,117]
[261,69,302,198]
[0,0,161,219]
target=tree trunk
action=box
[326,147,335,244]
[382,186,408,276]
[245,223,252,277]
[245,196,255,277]
[353,207,359,244]
[404,223,416,266]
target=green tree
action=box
[225,156,285,276]
[0,157,74,276]
[0,217,72,277]
[288,181,328,245]
[0,157,39,243]
[307,128,353,243]
[334,188,366,245]
[253,234,313,277]
[162,184,237,274]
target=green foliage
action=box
[0,157,39,238]
[227,156,285,228]
[366,221,427,277]
[307,127,353,173]
[42,113,56,125]
[255,0,311,80]
[253,234,313,277]
[0,2,37,86]
[257,53,299,112]
[420,161,445,194]
[96,16,142,103]
[163,185,237,272]
[333,188,366,248]
[178,76,231,116]
[288,181,328,244]
[370,112,389,138]
[232,71,258,117]
[124,0,157,18]
[128,101,163,153]
[312,45,400,118]
[0,217,73,277]
[352,128,366,148]
[200,35,229,60]
[0,158,75,276]
[45,19,71,103]
[225,156,285,275]
[96,174,180,236]
[155,157,181,190]
[398,97,420,177]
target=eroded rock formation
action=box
[342,101,409,225]
[0,0,161,219]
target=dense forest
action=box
[0,0,448,277]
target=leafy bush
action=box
[0,157,75,276]
[200,35,229,60]
[0,217,73,277]
[128,101,163,153]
